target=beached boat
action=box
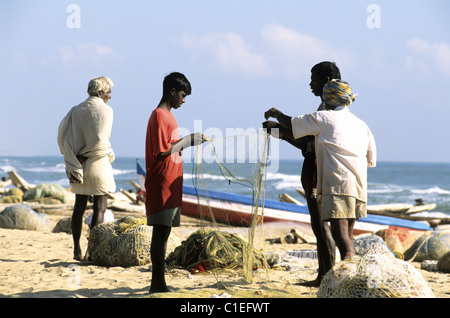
[367,203,437,215]
[136,161,432,235]
[181,186,433,235]
[289,187,450,227]
[292,187,437,215]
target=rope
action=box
[186,131,271,283]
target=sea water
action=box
[1,156,449,217]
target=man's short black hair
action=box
[311,61,341,81]
[163,72,192,96]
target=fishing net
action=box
[88,216,181,267]
[183,129,272,282]
[437,251,450,273]
[0,188,23,203]
[317,242,435,298]
[23,183,67,203]
[0,204,48,231]
[166,228,267,272]
[265,250,318,271]
[52,217,90,234]
[375,227,423,259]
[403,231,450,262]
[52,217,74,234]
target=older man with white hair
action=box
[58,76,116,260]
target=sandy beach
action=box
[0,203,449,300]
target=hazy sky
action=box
[1,0,449,162]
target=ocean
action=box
[1,156,450,217]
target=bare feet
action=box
[73,248,90,261]
[73,247,82,261]
[295,276,322,287]
[149,285,171,293]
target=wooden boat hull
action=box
[181,186,432,235]
[367,203,437,214]
[135,161,432,234]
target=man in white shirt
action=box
[58,76,116,261]
[264,62,341,287]
[263,79,376,260]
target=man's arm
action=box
[264,107,292,130]
[157,133,207,159]
[262,120,308,152]
[283,134,309,152]
[367,130,377,168]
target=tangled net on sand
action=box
[0,204,48,231]
[23,183,67,203]
[438,251,450,273]
[88,216,180,267]
[0,188,23,203]
[403,231,450,262]
[375,227,423,259]
[317,242,435,298]
[166,228,267,273]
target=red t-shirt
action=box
[145,108,183,216]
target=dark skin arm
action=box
[262,120,307,150]
[263,108,308,152]
[68,155,87,184]
[264,107,292,130]
[157,133,207,159]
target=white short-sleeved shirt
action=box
[291,106,376,202]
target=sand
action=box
[0,208,449,299]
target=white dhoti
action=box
[70,155,116,195]
[57,96,116,196]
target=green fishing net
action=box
[23,183,67,203]
[0,204,48,231]
[88,216,180,267]
[186,130,271,282]
[166,228,268,272]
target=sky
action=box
[0,0,449,163]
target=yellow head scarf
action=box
[322,79,356,107]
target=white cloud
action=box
[405,38,450,76]
[262,23,327,56]
[180,32,268,76]
[178,24,357,78]
[57,43,117,66]
[261,23,357,78]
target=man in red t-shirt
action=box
[145,72,206,293]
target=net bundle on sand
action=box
[87,216,180,267]
[23,183,67,204]
[403,231,450,262]
[166,228,267,273]
[317,242,435,298]
[0,204,48,231]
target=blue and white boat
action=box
[137,160,432,234]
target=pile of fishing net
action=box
[438,251,450,273]
[0,188,23,203]
[403,231,450,262]
[317,241,435,298]
[166,228,268,273]
[265,249,318,271]
[87,216,180,267]
[0,204,48,231]
[23,183,67,204]
[375,227,424,259]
